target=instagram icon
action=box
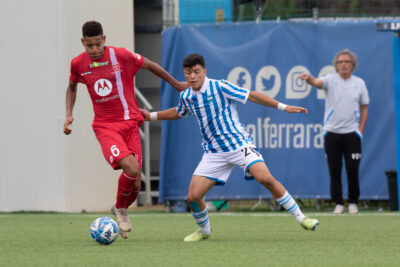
[286,66,311,99]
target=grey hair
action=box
[333,49,358,71]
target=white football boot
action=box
[111,205,131,239]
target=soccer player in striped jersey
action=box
[142,53,319,242]
[63,21,187,239]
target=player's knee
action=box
[123,166,141,178]
[186,193,195,203]
[186,192,201,203]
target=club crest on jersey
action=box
[207,96,213,103]
[90,61,109,68]
[94,79,112,96]
[112,63,121,72]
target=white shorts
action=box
[193,144,264,185]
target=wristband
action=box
[277,103,288,111]
[150,112,158,121]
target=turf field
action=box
[1,212,399,267]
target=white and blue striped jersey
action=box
[176,77,253,153]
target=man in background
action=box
[300,49,369,214]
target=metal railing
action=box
[135,87,154,206]
[161,0,400,26]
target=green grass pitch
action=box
[0,212,399,266]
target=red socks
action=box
[115,172,140,209]
[127,184,141,207]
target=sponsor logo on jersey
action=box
[94,78,112,96]
[90,61,109,68]
[95,95,119,103]
[81,71,92,76]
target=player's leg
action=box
[124,120,143,208]
[116,154,141,205]
[184,152,233,241]
[112,121,144,238]
[93,120,143,239]
[113,157,142,223]
[110,155,141,239]
[248,161,319,231]
[184,175,216,242]
[343,132,362,214]
[92,122,136,238]
[248,162,302,219]
[324,132,345,214]
[236,145,305,223]
[126,177,141,207]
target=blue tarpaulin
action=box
[159,19,396,202]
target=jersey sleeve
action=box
[122,48,144,75]
[218,79,250,104]
[176,91,191,117]
[359,79,370,105]
[320,74,331,91]
[69,57,82,84]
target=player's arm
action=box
[248,91,308,114]
[140,107,181,121]
[141,57,188,92]
[359,104,368,134]
[299,73,323,89]
[64,80,78,135]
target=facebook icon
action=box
[227,67,252,89]
[237,71,246,87]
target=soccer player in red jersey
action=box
[63,21,187,239]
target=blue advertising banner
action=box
[159,20,396,202]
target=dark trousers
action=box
[324,132,362,205]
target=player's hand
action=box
[176,81,189,92]
[285,105,308,114]
[140,108,151,121]
[299,73,310,81]
[63,116,74,135]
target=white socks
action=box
[276,191,306,223]
[192,208,211,234]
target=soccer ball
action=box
[90,216,119,245]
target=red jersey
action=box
[69,46,144,123]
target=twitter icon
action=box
[256,66,281,98]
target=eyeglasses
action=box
[337,60,352,64]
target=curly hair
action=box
[333,49,358,71]
[82,21,103,37]
[182,54,205,69]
